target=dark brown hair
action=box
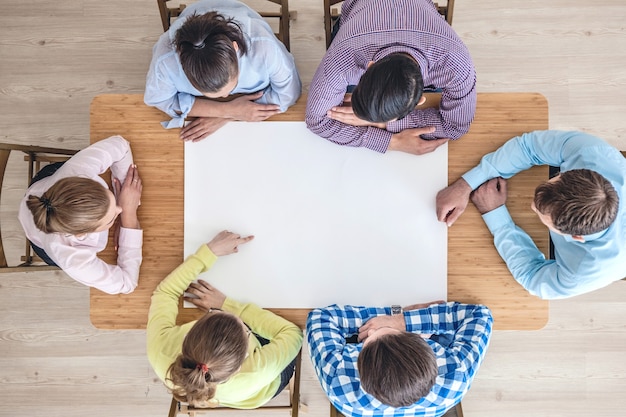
[358,332,438,407]
[26,177,110,234]
[534,169,618,235]
[166,312,248,406]
[175,12,248,93]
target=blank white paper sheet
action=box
[184,121,447,308]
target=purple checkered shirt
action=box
[305,0,477,153]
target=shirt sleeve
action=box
[481,205,581,299]
[50,228,143,295]
[461,130,608,190]
[222,298,303,381]
[147,244,218,358]
[57,135,133,182]
[404,302,493,381]
[144,48,197,129]
[306,305,386,388]
[305,63,393,153]
[254,41,302,112]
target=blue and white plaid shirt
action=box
[306,303,492,417]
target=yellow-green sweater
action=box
[147,244,303,408]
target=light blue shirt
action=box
[463,130,626,299]
[144,0,301,128]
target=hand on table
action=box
[388,127,448,155]
[226,92,281,121]
[184,279,226,312]
[207,230,254,256]
[113,164,142,231]
[181,117,230,142]
[436,178,473,227]
[471,177,508,214]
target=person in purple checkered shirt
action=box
[306,0,476,156]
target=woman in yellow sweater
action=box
[147,230,303,408]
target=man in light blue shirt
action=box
[145,0,301,141]
[436,130,626,299]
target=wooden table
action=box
[90,93,549,330]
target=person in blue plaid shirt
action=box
[306,302,492,417]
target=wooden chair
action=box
[168,349,303,417]
[0,143,77,272]
[330,401,464,417]
[324,0,455,49]
[157,0,293,51]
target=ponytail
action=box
[166,312,248,405]
[26,177,110,234]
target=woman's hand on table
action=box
[207,230,254,256]
[184,279,226,312]
[114,164,142,230]
[180,117,230,142]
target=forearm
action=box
[482,206,570,298]
[188,98,236,119]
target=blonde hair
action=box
[166,312,248,406]
[26,177,110,234]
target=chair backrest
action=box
[168,349,302,417]
[324,0,455,49]
[0,143,76,272]
[157,0,291,51]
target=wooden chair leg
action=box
[168,397,179,417]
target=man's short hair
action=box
[534,169,619,235]
[175,12,248,93]
[351,53,424,123]
[358,332,438,407]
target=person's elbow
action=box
[442,120,471,140]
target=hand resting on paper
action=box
[183,231,254,310]
[207,230,255,256]
[184,279,227,312]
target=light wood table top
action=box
[90,93,549,330]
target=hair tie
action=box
[196,363,209,374]
[40,196,53,212]
[193,40,205,49]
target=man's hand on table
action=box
[436,178,473,227]
[388,127,448,155]
[470,177,508,214]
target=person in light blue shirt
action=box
[145,0,301,142]
[436,130,626,299]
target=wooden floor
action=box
[1,1,625,416]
